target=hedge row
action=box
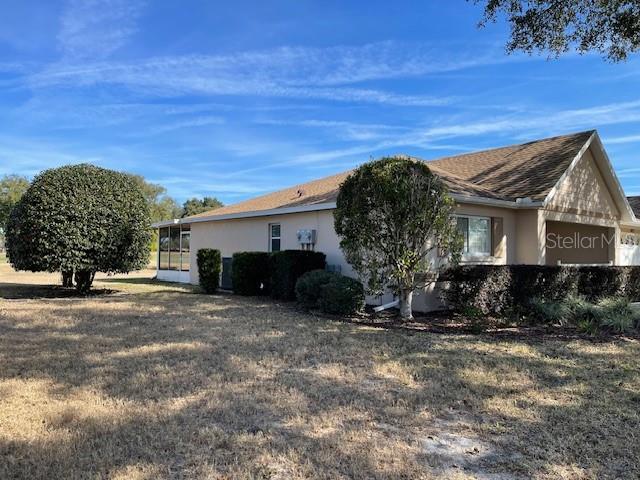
[231,251,271,295]
[198,249,326,299]
[440,265,640,316]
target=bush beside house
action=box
[317,275,365,315]
[441,265,640,315]
[295,269,336,309]
[231,251,270,295]
[197,249,221,293]
[442,265,640,333]
[295,269,365,315]
[270,250,326,300]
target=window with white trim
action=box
[456,215,491,256]
[269,223,281,252]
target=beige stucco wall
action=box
[189,209,352,285]
[547,149,620,220]
[514,209,544,264]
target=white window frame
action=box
[455,214,492,259]
[269,223,281,252]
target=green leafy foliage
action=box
[529,296,573,325]
[334,157,462,320]
[295,269,338,309]
[6,164,151,292]
[476,0,640,62]
[317,275,365,316]
[593,297,637,333]
[197,248,221,293]
[530,294,638,334]
[231,251,271,296]
[0,175,29,248]
[182,197,223,217]
[269,250,326,301]
[295,269,365,315]
[129,175,181,223]
[441,265,640,317]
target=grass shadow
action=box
[0,283,116,300]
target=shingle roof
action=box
[428,130,594,202]
[185,130,595,220]
[627,197,640,218]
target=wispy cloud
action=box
[604,134,640,145]
[58,0,146,59]
[139,116,226,136]
[257,118,411,141]
[23,41,511,106]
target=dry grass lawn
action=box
[1,261,639,479]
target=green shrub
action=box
[197,248,221,293]
[528,294,638,334]
[318,275,365,315]
[441,265,640,319]
[594,297,637,333]
[295,269,336,309]
[528,297,572,325]
[439,265,512,315]
[232,251,270,295]
[270,250,326,300]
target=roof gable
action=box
[428,130,595,202]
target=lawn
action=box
[0,266,639,479]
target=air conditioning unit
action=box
[297,229,317,245]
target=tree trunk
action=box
[74,270,95,294]
[399,289,414,321]
[61,270,74,288]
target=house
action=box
[153,130,640,311]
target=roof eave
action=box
[152,202,338,227]
[151,194,546,228]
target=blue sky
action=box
[1,0,640,204]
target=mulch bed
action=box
[319,306,640,342]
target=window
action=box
[169,226,181,270]
[158,224,191,271]
[159,227,170,269]
[456,216,491,256]
[180,231,190,271]
[270,223,281,252]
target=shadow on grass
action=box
[0,283,116,300]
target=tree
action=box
[129,175,181,223]
[182,196,223,217]
[334,157,462,320]
[0,174,30,237]
[6,164,151,293]
[475,0,640,61]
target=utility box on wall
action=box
[297,229,317,245]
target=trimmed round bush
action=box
[6,164,151,293]
[197,248,221,293]
[232,251,270,295]
[318,275,365,315]
[295,269,336,309]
